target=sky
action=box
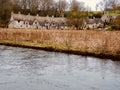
[79,0,102,11]
[67,0,102,11]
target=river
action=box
[0,45,120,90]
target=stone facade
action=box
[101,13,112,23]
[84,17,104,30]
[8,12,66,29]
[84,13,114,30]
[9,12,117,30]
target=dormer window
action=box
[35,22,37,24]
[53,23,55,25]
[26,22,28,25]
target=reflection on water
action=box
[0,45,120,90]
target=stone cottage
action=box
[84,17,104,29]
[8,12,66,29]
[83,13,116,30]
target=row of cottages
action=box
[9,12,66,29]
[84,13,115,30]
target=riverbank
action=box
[0,28,120,60]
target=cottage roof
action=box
[11,12,66,24]
[94,18,104,24]
[85,18,103,24]
[86,19,95,24]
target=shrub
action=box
[112,15,120,30]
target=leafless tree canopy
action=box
[96,0,120,11]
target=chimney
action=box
[36,14,39,17]
[18,11,21,14]
[28,13,30,16]
[11,11,14,15]
[93,17,95,19]
[52,15,54,18]
[46,15,49,17]
[62,14,64,18]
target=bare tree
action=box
[56,0,68,16]
[67,0,86,30]
[69,0,85,11]
[96,0,120,12]
[40,0,54,11]
[96,0,109,11]
[0,0,13,26]
[109,0,119,12]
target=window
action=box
[18,20,20,23]
[35,22,37,24]
[26,22,29,25]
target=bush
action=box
[112,15,120,30]
[66,11,86,30]
[111,25,120,30]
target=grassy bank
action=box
[0,28,120,60]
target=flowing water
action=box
[0,45,120,90]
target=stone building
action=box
[8,12,66,29]
[84,17,104,29]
